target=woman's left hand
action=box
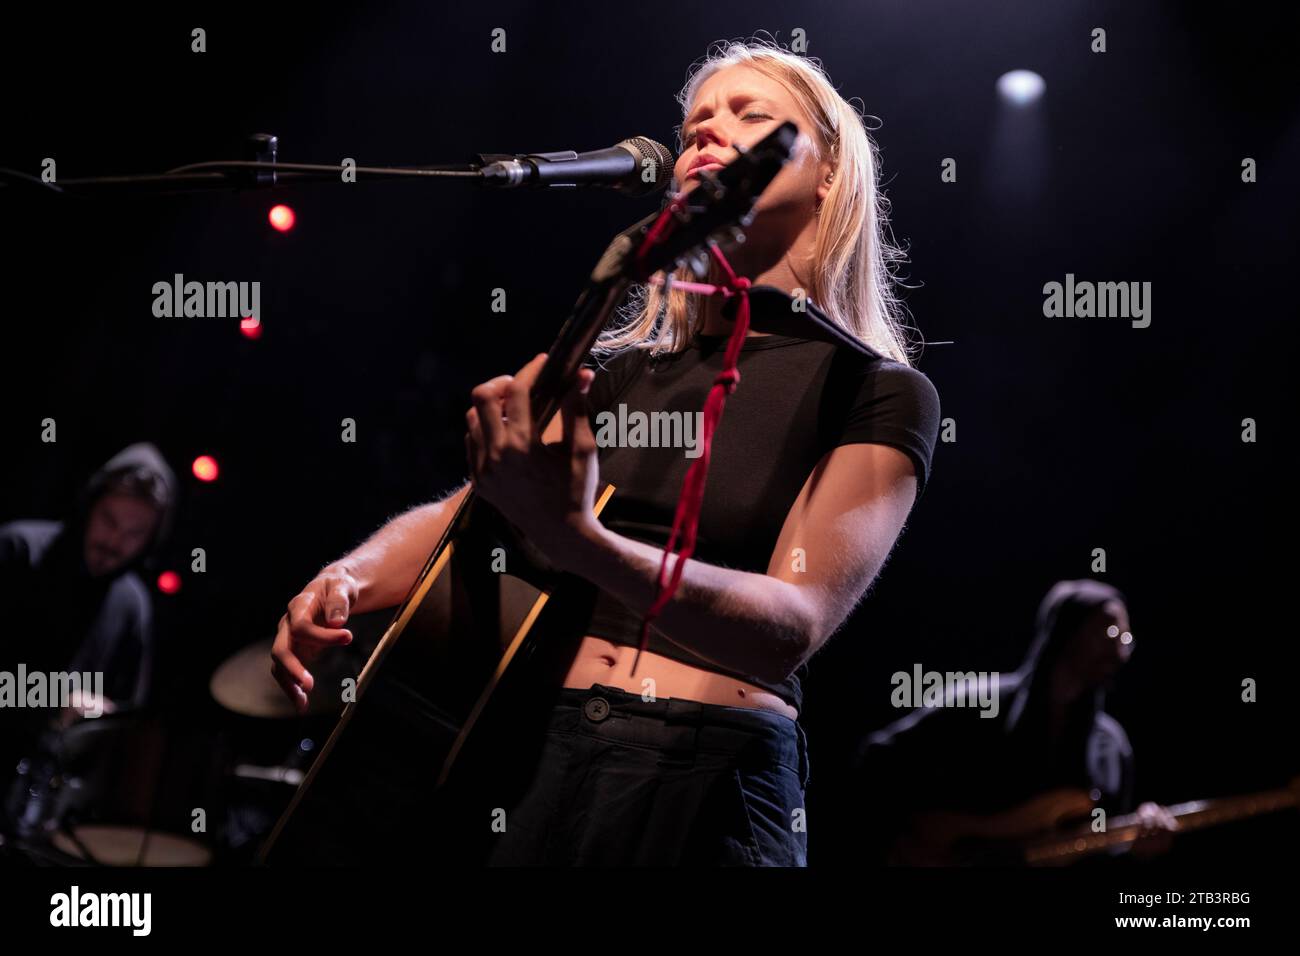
[465,353,602,570]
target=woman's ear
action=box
[816,140,837,206]
[816,159,836,208]
[817,168,834,204]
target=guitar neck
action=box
[530,274,632,429]
[1025,785,1299,865]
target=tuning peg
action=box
[686,249,710,279]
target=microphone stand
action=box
[0,133,504,198]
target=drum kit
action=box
[1,615,382,867]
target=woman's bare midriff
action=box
[562,635,799,722]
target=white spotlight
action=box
[997,69,1046,106]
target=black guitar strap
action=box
[724,284,886,362]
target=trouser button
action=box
[583,697,610,722]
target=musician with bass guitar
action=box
[856,579,1184,866]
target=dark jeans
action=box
[486,683,810,866]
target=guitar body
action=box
[261,485,615,866]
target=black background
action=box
[1,1,1296,870]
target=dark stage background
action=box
[2,1,1296,867]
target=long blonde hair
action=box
[595,38,916,366]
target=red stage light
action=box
[157,570,182,594]
[268,204,296,232]
[192,455,220,482]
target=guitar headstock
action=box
[533,122,798,425]
[589,121,800,285]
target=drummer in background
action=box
[0,443,178,775]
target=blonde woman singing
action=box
[273,39,940,866]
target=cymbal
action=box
[52,825,212,867]
[210,639,348,719]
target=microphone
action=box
[478,136,675,197]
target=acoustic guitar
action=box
[258,122,800,865]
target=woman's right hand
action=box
[271,564,358,714]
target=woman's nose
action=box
[694,121,729,150]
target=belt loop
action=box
[795,721,810,789]
[661,697,705,764]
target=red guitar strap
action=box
[632,242,750,675]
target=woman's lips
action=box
[685,162,726,180]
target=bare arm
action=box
[270,482,470,710]
[561,443,918,683]
[272,407,573,712]
[335,483,472,613]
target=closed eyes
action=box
[682,110,773,148]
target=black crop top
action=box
[581,329,941,712]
